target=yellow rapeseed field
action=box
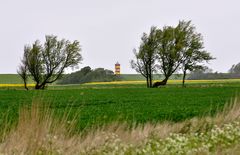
[1,79,240,87]
[0,84,35,87]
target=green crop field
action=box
[0,74,35,84]
[0,74,185,84]
[0,80,239,131]
[0,74,22,84]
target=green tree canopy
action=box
[229,63,240,74]
[18,35,82,90]
[131,27,158,88]
[177,21,215,87]
[131,20,214,88]
[58,66,120,84]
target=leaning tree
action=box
[17,50,29,90]
[18,35,82,90]
[152,20,214,87]
[130,27,158,88]
[153,25,186,87]
[229,63,240,74]
[178,21,214,87]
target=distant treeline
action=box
[188,63,240,80]
[58,66,121,84]
[120,74,185,81]
[188,72,240,80]
[119,73,240,81]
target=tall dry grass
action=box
[0,97,239,154]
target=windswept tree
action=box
[18,35,82,90]
[229,63,240,74]
[178,21,214,87]
[153,25,186,87]
[131,27,158,88]
[152,20,214,87]
[17,51,29,90]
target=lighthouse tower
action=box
[115,62,120,75]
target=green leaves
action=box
[229,63,240,74]
[131,26,159,87]
[18,35,82,89]
[131,20,214,87]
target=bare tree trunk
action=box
[35,84,40,89]
[23,80,28,90]
[182,70,187,87]
[146,76,149,88]
[35,83,43,89]
[149,73,153,88]
[149,66,153,88]
[159,77,169,85]
[35,82,47,90]
[152,76,169,88]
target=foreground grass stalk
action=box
[0,98,239,154]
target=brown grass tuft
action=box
[0,97,239,154]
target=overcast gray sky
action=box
[0,0,239,74]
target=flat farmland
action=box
[0,80,239,131]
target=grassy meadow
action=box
[0,74,240,154]
[0,78,240,130]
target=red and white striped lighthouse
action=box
[115,62,120,75]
